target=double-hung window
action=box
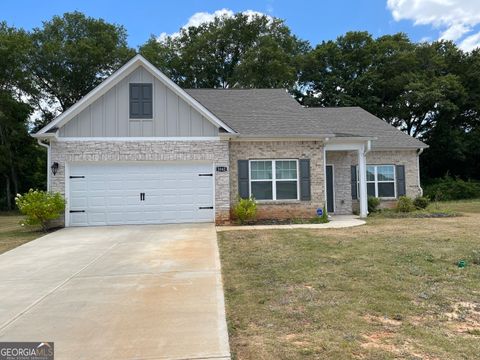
[360,165,396,198]
[250,160,299,200]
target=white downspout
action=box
[37,139,51,192]
[417,148,424,196]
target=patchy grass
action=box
[218,200,480,359]
[0,213,45,254]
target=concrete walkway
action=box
[0,224,230,360]
[217,215,365,232]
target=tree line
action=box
[1,11,479,209]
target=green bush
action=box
[368,196,380,213]
[413,196,430,209]
[15,189,65,231]
[396,196,415,213]
[234,196,257,224]
[319,205,329,223]
[424,177,480,201]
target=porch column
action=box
[358,146,368,218]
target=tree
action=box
[0,23,44,210]
[28,11,135,128]
[140,13,309,89]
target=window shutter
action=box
[238,160,249,199]
[130,83,153,119]
[141,84,153,118]
[396,165,406,197]
[129,84,141,118]
[351,165,358,200]
[299,159,311,201]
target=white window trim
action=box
[358,164,397,199]
[249,159,300,201]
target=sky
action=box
[1,0,480,51]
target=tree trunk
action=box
[4,175,11,210]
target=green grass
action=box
[218,199,480,359]
[0,213,45,254]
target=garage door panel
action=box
[68,162,214,226]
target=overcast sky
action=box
[1,0,479,51]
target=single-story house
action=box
[33,55,427,227]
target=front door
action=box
[326,165,334,213]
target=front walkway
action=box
[217,215,365,232]
[0,224,230,360]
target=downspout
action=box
[417,148,424,196]
[37,139,51,192]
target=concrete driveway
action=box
[0,224,230,360]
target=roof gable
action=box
[34,55,235,137]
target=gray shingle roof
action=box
[186,89,427,149]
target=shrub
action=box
[319,205,329,223]
[413,196,430,210]
[396,196,415,213]
[368,196,380,213]
[234,196,257,224]
[424,177,480,201]
[15,189,65,231]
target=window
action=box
[129,83,153,119]
[358,165,396,198]
[250,160,299,200]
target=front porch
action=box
[324,140,371,218]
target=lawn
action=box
[218,200,480,359]
[0,213,45,254]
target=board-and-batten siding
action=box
[59,66,219,137]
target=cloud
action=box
[459,31,480,51]
[387,0,480,51]
[157,9,271,42]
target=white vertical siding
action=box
[58,65,219,137]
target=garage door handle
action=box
[69,210,85,213]
[199,173,213,176]
[140,192,145,201]
[69,176,85,179]
[199,206,213,209]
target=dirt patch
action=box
[444,301,480,335]
[361,331,396,352]
[364,314,402,327]
[282,333,310,347]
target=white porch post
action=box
[358,145,368,218]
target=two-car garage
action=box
[67,162,214,226]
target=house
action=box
[33,55,427,227]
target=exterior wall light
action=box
[51,162,59,176]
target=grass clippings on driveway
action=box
[218,200,480,359]
[0,213,45,254]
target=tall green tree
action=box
[0,22,43,209]
[300,32,480,180]
[140,13,309,89]
[28,11,135,128]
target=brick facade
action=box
[229,141,326,220]
[49,140,230,224]
[326,149,422,213]
[49,140,422,225]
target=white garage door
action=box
[68,162,214,226]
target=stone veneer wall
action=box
[49,140,230,224]
[229,141,325,220]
